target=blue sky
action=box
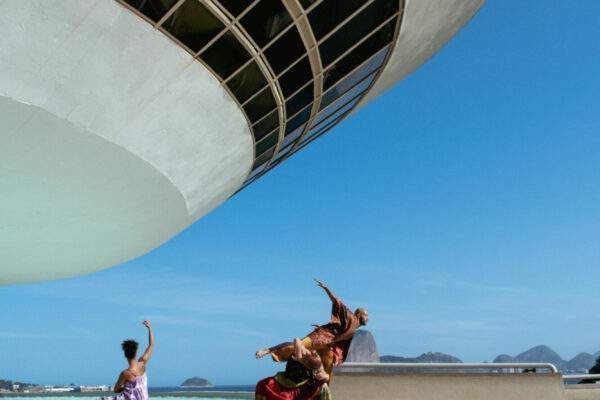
[2,0,600,387]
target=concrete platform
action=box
[330,372,599,400]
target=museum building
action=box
[0,0,485,284]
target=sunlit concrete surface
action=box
[564,384,600,400]
[356,0,486,112]
[0,0,486,285]
[330,372,576,400]
[0,0,252,285]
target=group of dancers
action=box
[108,280,368,400]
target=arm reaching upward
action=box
[314,279,341,307]
[138,320,154,364]
[293,337,310,360]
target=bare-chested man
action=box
[255,279,368,379]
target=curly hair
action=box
[305,351,322,370]
[121,339,138,360]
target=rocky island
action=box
[180,377,213,388]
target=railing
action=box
[341,363,600,385]
[339,362,559,373]
[562,374,600,383]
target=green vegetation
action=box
[589,357,600,374]
[0,379,37,391]
[579,357,600,384]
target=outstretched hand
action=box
[315,278,339,305]
[314,278,326,288]
[142,320,151,329]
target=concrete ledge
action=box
[564,384,600,400]
[330,372,567,400]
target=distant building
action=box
[45,386,74,393]
[78,385,112,392]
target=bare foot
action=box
[255,349,269,359]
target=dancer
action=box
[255,279,368,378]
[255,337,331,400]
[107,321,154,400]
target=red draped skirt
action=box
[255,376,326,400]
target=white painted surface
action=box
[0,0,486,285]
[0,0,253,284]
[356,0,486,111]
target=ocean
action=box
[0,386,254,400]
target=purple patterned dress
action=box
[101,372,148,400]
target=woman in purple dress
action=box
[109,321,154,400]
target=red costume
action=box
[269,297,360,378]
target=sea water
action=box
[0,396,251,400]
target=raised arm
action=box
[293,337,311,360]
[314,279,341,306]
[138,320,154,364]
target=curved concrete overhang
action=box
[0,0,253,284]
[355,0,486,111]
[0,0,487,285]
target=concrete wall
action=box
[355,0,486,113]
[0,0,253,284]
[330,372,579,400]
[564,384,600,400]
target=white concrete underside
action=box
[356,0,486,111]
[0,0,253,285]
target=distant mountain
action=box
[379,352,462,372]
[381,352,462,364]
[567,353,597,374]
[493,354,516,363]
[180,377,213,388]
[346,333,599,375]
[493,345,599,373]
[514,345,564,366]
[346,330,380,362]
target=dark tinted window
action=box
[265,159,281,171]
[312,97,360,130]
[226,61,268,103]
[240,0,293,47]
[322,20,395,91]
[307,0,365,41]
[247,162,267,180]
[200,31,251,79]
[279,57,313,98]
[299,0,318,9]
[264,28,305,75]
[217,0,254,17]
[253,110,279,141]
[243,87,276,123]
[285,106,311,134]
[275,142,295,161]
[256,130,279,155]
[163,0,225,52]
[316,72,376,126]
[282,123,305,147]
[319,0,398,67]
[320,46,388,110]
[286,83,313,118]
[252,147,275,169]
[124,0,178,22]
[304,117,340,143]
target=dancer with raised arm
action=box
[255,280,368,378]
[255,337,331,400]
[103,321,154,400]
